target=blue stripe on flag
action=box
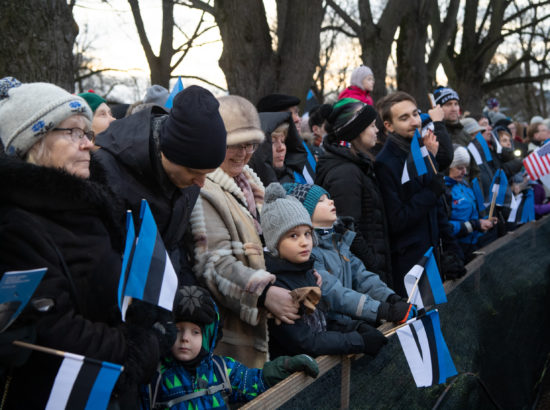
[475,132,492,162]
[84,361,123,410]
[165,77,184,109]
[424,247,447,305]
[428,310,458,383]
[421,313,439,385]
[118,211,136,311]
[411,129,427,176]
[521,189,535,223]
[302,141,317,173]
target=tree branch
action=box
[175,75,226,91]
[74,68,134,82]
[127,0,157,64]
[325,0,361,35]
[483,73,550,91]
[503,0,550,24]
[320,25,357,37]
[176,0,216,17]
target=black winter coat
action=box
[315,144,392,286]
[0,157,160,409]
[92,106,200,285]
[374,135,461,296]
[265,254,364,359]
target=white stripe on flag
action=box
[401,163,410,184]
[45,353,84,410]
[507,193,522,222]
[467,142,483,165]
[492,183,499,194]
[302,166,314,184]
[396,319,433,387]
[158,250,178,311]
[525,154,541,180]
[420,146,429,158]
[404,264,425,309]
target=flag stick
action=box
[407,276,421,304]
[488,187,498,218]
[425,93,438,174]
[426,155,438,174]
[383,321,411,338]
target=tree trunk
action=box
[0,0,77,91]
[214,0,323,106]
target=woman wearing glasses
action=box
[0,78,173,409]
[190,95,300,368]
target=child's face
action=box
[312,195,337,227]
[278,225,313,264]
[172,321,202,362]
[362,75,375,92]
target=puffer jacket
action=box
[315,143,392,284]
[312,227,394,324]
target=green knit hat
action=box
[78,91,106,113]
[282,183,329,217]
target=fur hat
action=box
[450,145,470,168]
[461,117,485,136]
[350,65,373,89]
[78,91,106,113]
[326,98,377,142]
[433,86,459,106]
[0,77,92,158]
[261,183,313,256]
[257,94,300,113]
[160,85,227,169]
[283,182,329,217]
[217,95,265,145]
[144,85,170,107]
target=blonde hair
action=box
[271,122,289,140]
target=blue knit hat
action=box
[283,182,329,217]
[433,86,459,106]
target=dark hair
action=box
[376,91,417,124]
[308,104,332,131]
[527,122,543,142]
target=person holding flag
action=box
[374,91,465,296]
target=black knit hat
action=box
[257,93,300,113]
[326,99,377,142]
[160,85,227,169]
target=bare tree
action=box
[0,0,78,91]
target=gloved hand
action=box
[152,320,178,356]
[428,173,446,197]
[334,216,356,234]
[356,322,388,356]
[262,354,319,387]
[173,285,216,325]
[440,252,467,280]
[377,301,416,324]
[386,293,404,304]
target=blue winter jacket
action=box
[141,305,267,409]
[444,177,483,245]
[312,228,394,324]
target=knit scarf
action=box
[388,132,412,154]
[234,173,262,234]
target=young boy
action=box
[282,183,416,328]
[260,183,388,360]
[142,287,319,409]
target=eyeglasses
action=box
[53,127,95,144]
[226,143,259,154]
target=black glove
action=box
[334,216,356,234]
[386,294,404,304]
[377,301,415,324]
[428,173,446,197]
[262,354,319,387]
[173,285,216,325]
[356,322,387,356]
[440,252,467,280]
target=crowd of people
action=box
[0,63,548,409]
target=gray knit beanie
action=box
[261,183,313,256]
[144,84,170,107]
[350,65,373,89]
[0,77,92,158]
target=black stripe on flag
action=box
[416,255,435,307]
[143,231,166,303]
[422,315,440,385]
[410,323,423,361]
[65,357,102,409]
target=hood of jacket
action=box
[316,143,373,187]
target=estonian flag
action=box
[471,178,486,212]
[489,169,508,206]
[164,77,184,109]
[119,200,178,319]
[507,189,535,224]
[118,211,136,314]
[396,310,457,387]
[46,353,122,410]
[403,247,447,310]
[467,132,493,165]
[402,129,430,184]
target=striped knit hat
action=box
[282,183,329,217]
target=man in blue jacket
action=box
[374,92,465,296]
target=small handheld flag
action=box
[489,169,508,206]
[507,189,535,224]
[396,310,457,387]
[467,132,492,165]
[118,211,136,315]
[119,200,179,320]
[523,142,550,181]
[404,247,447,309]
[402,129,432,184]
[164,77,184,109]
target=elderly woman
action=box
[78,91,116,135]
[190,95,299,368]
[0,77,173,408]
[444,145,498,262]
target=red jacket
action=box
[338,86,374,106]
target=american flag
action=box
[523,143,550,181]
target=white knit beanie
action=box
[0,77,92,158]
[450,146,470,168]
[350,65,373,89]
[217,95,265,146]
[261,183,313,256]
